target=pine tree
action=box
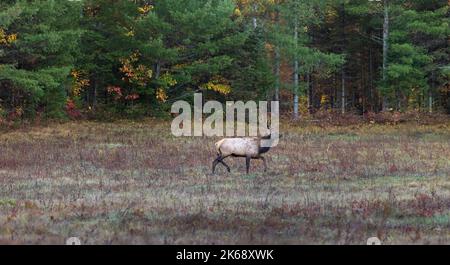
[0,0,82,118]
[279,0,343,118]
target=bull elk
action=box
[212,132,278,174]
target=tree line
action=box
[0,0,449,121]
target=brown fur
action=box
[213,136,271,174]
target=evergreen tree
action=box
[0,0,82,118]
[0,0,448,119]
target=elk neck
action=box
[258,133,272,154]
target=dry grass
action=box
[0,120,450,244]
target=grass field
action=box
[0,120,450,244]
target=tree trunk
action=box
[293,20,299,120]
[369,47,374,111]
[307,73,311,113]
[341,2,346,114]
[311,74,315,110]
[155,61,161,79]
[382,0,389,111]
[361,59,365,114]
[429,90,433,113]
[252,3,258,29]
[274,9,280,102]
[274,46,280,102]
[92,79,97,110]
[429,72,434,113]
[333,74,338,108]
[341,70,345,114]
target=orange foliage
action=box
[119,52,153,87]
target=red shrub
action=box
[125,93,140,101]
[7,107,24,122]
[107,86,123,100]
[66,99,82,119]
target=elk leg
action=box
[219,159,231,172]
[245,155,251,174]
[212,156,221,174]
[260,156,267,172]
[213,155,231,173]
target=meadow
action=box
[0,120,449,244]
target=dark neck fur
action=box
[259,146,271,154]
[259,133,272,154]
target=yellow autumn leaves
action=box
[138,4,154,15]
[122,4,154,37]
[116,49,231,103]
[156,75,231,103]
[119,52,172,103]
[0,28,18,45]
[156,73,177,103]
[119,52,153,87]
[201,76,231,95]
[70,70,90,97]
[320,95,329,106]
[74,50,231,104]
[234,8,242,17]
[156,88,168,102]
[124,28,135,37]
